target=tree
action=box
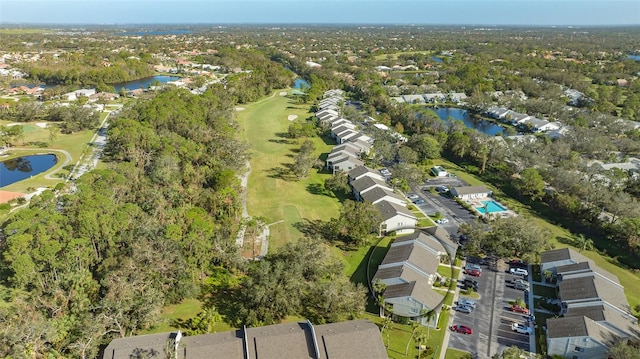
[607,339,640,359]
[324,171,351,197]
[421,309,438,339]
[48,124,61,143]
[405,321,420,357]
[574,234,594,252]
[330,200,382,247]
[514,168,545,200]
[381,316,393,348]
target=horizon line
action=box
[2,22,640,28]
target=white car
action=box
[453,305,473,314]
[511,323,533,335]
[407,194,420,200]
[436,218,449,224]
[509,268,529,276]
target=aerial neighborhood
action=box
[0,15,639,359]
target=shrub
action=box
[16,197,26,205]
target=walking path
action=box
[235,159,272,258]
[439,260,464,359]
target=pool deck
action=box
[468,198,516,218]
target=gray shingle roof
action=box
[106,320,386,359]
[394,230,457,257]
[374,199,414,220]
[383,281,444,309]
[451,186,490,196]
[315,320,387,359]
[362,187,403,204]
[557,261,621,285]
[351,176,389,194]
[380,240,439,276]
[559,275,629,313]
[540,248,589,264]
[547,316,618,345]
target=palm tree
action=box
[420,309,438,339]
[575,234,594,252]
[415,331,428,359]
[381,316,393,348]
[405,321,420,357]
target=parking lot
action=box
[448,262,532,358]
[412,179,476,237]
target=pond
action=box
[294,78,309,89]
[433,107,504,136]
[0,154,58,187]
[111,75,181,92]
[431,56,443,63]
[628,55,640,61]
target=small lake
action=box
[433,107,504,136]
[628,55,640,61]
[111,75,181,92]
[431,56,443,63]
[0,154,58,187]
[294,78,309,89]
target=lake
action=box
[294,78,309,89]
[433,107,504,136]
[0,154,58,187]
[111,75,181,92]
[431,56,443,63]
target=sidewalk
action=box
[439,260,464,359]
[527,266,536,354]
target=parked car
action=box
[514,281,529,291]
[463,278,479,291]
[413,199,425,205]
[435,186,449,193]
[511,323,533,335]
[436,218,449,224]
[508,259,528,269]
[466,268,481,277]
[458,298,476,308]
[509,268,529,276]
[451,325,473,335]
[510,305,529,314]
[453,305,473,314]
[407,193,419,200]
[465,264,482,273]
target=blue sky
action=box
[1,0,639,26]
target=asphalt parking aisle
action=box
[490,272,532,354]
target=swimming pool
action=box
[476,200,507,214]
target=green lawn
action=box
[445,348,473,359]
[532,285,557,299]
[1,125,94,193]
[235,91,341,250]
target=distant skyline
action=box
[1,0,639,26]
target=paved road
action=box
[11,148,72,180]
[448,263,531,358]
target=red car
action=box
[466,269,481,277]
[451,325,473,335]
[510,305,530,314]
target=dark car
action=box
[413,198,425,205]
[462,278,479,291]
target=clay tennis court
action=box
[0,190,24,204]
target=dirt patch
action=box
[279,91,287,96]
[36,122,48,128]
[234,107,245,111]
[0,190,24,204]
[287,115,298,121]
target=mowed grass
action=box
[432,158,640,314]
[445,348,473,359]
[236,91,340,250]
[142,298,238,334]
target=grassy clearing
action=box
[235,91,340,250]
[0,29,45,34]
[445,348,473,359]
[142,298,239,334]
